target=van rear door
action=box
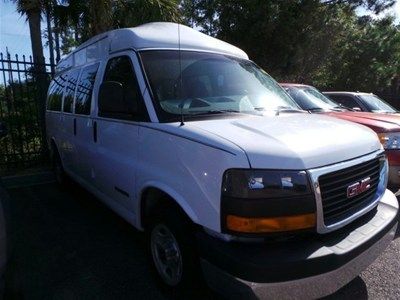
[46,73,66,160]
[71,63,100,183]
[60,68,80,172]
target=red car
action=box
[281,83,400,193]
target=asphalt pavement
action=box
[1,183,399,299]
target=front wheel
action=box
[148,208,202,291]
[151,223,184,286]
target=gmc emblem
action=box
[347,177,371,198]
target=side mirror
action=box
[98,81,137,119]
[0,122,7,138]
[352,107,361,112]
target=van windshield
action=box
[140,51,300,121]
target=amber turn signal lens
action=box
[226,213,316,233]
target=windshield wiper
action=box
[331,104,353,111]
[193,109,242,115]
[307,107,325,112]
[275,106,303,116]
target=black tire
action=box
[52,145,66,186]
[147,207,203,295]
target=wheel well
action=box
[140,187,192,230]
[50,139,63,168]
[50,139,58,157]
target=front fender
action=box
[137,181,200,230]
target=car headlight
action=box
[221,169,315,234]
[222,169,311,198]
[378,132,400,149]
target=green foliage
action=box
[55,0,181,45]
[113,0,181,28]
[321,0,396,13]
[182,0,399,97]
[317,16,400,92]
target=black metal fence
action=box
[0,53,55,175]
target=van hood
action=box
[325,111,400,133]
[187,113,381,170]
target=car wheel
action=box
[148,208,201,291]
[151,223,183,286]
[52,147,65,185]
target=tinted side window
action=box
[47,81,56,109]
[329,95,361,109]
[47,74,67,111]
[75,63,99,115]
[102,56,146,120]
[63,69,80,113]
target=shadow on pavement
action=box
[322,276,368,300]
[2,181,397,299]
[2,182,219,300]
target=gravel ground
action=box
[2,183,399,299]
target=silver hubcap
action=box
[151,224,183,286]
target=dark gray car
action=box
[323,91,398,114]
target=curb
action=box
[1,171,55,189]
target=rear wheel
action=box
[52,146,66,185]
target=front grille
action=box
[318,158,381,226]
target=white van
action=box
[46,22,398,298]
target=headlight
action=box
[221,169,315,234]
[378,132,400,149]
[222,169,311,198]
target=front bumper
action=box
[199,189,398,299]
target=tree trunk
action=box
[46,5,55,74]
[52,0,61,62]
[54,22,61,61]
[89,0,112,37]
[27,9,45,70]
[27,9,48,154]
[74,25,79,42]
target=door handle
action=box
[93,121,97,143]
[73,118,77,135]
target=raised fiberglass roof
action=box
[56,22,248,74]
[109,22,248,58]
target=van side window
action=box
[47,74,67,111]
[63,69,80,113]
[75,63,99,115]
[101,56,147,120]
